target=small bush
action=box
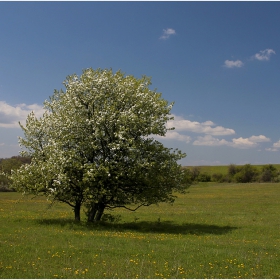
[211,173,224,182]
[221,174,232,183]
[0,185,15,192]
[198,172,211,182]
[190,167,200,182]
[182,167,201,183]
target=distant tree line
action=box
[185,164,280,183]
[0,156,31,191]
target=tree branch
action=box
[106,203,150,211]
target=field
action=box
[185,164,280,176]
[1,182,280,278]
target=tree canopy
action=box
[11,68,190,221]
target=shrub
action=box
[0,185,15,192]
[190,167,200,182]
[259,164,279,182]
[221,174,232,183]
[198,172,211,182]
[233,164,259,183]
[212,173,232,183]
[228,164,241,177]
[181,168,194,184]
[211,173,224,182]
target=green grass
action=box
[1,183,280,278]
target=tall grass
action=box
[1,183,280,278]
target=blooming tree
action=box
[11,68,190,221]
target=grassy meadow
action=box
[185,164,280,176]
[1,182,280,278]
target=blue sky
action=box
[1,1,280,166]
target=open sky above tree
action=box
[1,2,280,165]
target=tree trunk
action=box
[87,202,98,222]
[95,202,105,221]
[86,195,106,222]
[74,201,81,221]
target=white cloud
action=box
[155,115,235,144]
[152,114,271,151]
[155,130,191,143]
[229,135,270,149]
[167,115,235,136]
[224,48,275,68]
[266,140,280,152]
[273,140,280,148]
[193,135,230,146]
[224,60,244,68]
[253,49,276,61]
[231,137,258,149]
[165,131,191,143]
[0,101,45,128]
[247,135,271,143]
[193,134,270,149]
[159,28,176,40]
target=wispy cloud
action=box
[224,49,276,69]
[159,28,176,40]
[266,140,280,152]
[224,48,276,69]
[253,48,276,61]
[224,60,244,68]
[0,101,44,128]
